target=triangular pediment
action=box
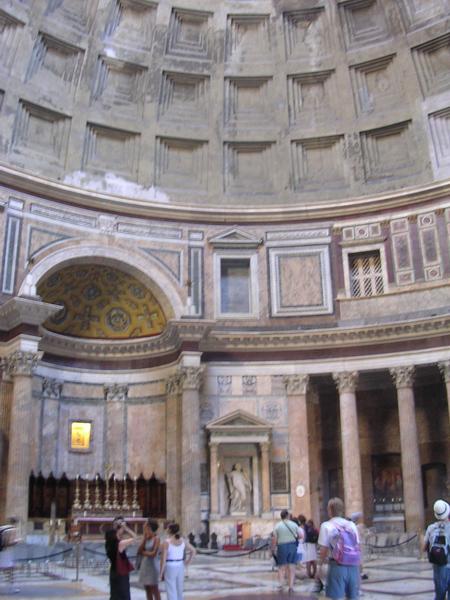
[206,409,272,431]
[208,228,262,249]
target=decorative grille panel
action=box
[349,251,384,297]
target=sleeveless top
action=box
[167,540,185,561]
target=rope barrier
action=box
[366,534,417,549]
[196,542,269,558]
[15,548,74,562]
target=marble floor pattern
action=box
[0,555,436,599]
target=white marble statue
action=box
[226,463,252,514]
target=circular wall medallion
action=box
[106,307,131,332]
[296,484,305,498]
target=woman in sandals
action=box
[138,518,161,600]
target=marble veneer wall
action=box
[0,0,449,206]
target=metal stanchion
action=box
[72,541,82,582]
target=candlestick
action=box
[73,474,81,510]
[94,474,102,510]
[132,476,139,510]
[83,474,92,510]
[104,473,112,510]
[112,474,120,510]
[121,475,130,511]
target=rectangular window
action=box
[349,250,384,297]
[270,461,290,493]
[220,257,251,314]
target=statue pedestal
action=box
[209,516,276,547]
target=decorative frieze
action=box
[390,366,415,388]
[242,375,256,396]
[333,371,358,394]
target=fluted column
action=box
[209,442,219,516]
[333,371,363,517]
[284,374,311,516]
[3,351,40,532]
[0,373,13,521]
[438,361,450,426]
[165,373,184,521]
[180,365,204,535]
[390,366,424,531]
[104,384,128,476]
[260,441,271,514]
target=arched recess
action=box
[19,243,184,320]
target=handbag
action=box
[116,550,135,576]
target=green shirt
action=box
[274,519,300,545]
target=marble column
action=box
[438,361,450,426]
[333,371,363,517]
[165,373,183,521]
[284,374,311,517]
[104,384,128,477]
[260,441,271,514]
[0,373,13,521]
[180,365,204,535]
[3,351,39,532]
[390,366,424,532]
[209,442,219,516]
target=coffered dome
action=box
[0,0,449,210]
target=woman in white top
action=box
[160,523,196,600]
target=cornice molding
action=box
[202,314,450,352]
[0,297,61,331]
[1,164,450,224]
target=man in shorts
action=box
[272,509,302,592]
[318,497,360,600]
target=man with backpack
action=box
[318,497,361,599]
[423,499,450,600]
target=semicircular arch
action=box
[19,243,184,320]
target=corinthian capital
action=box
[438,361,450,383]
[333,371,358,393]
[283,374,309,395]
[390,366,415,389]
[2,350,40,377]
[180,366,204,391]
[104,384,128,403]
[166,372,184,396]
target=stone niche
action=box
[206,410,275,540]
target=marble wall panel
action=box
[127,402,165,478]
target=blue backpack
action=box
[330,523,361,566]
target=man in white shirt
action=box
[423,499,450,600]
[318,497,360,600]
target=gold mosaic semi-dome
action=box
[37,265,167,339]
[0,0,448,210]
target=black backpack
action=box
[428,523,449,566]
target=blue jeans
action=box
[433,565,450,600]
[326,561,360,599]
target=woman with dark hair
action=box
[105,519,138,600]
[138,518,161,600]
[159,523,196,600]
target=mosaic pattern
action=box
[38,265,166,339]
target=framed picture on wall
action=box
[69,420,92,453]
[372,453,403,502]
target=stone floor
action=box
[0,555,436,598]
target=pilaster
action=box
[104,384,129,477]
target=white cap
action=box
[434,499,450,521]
